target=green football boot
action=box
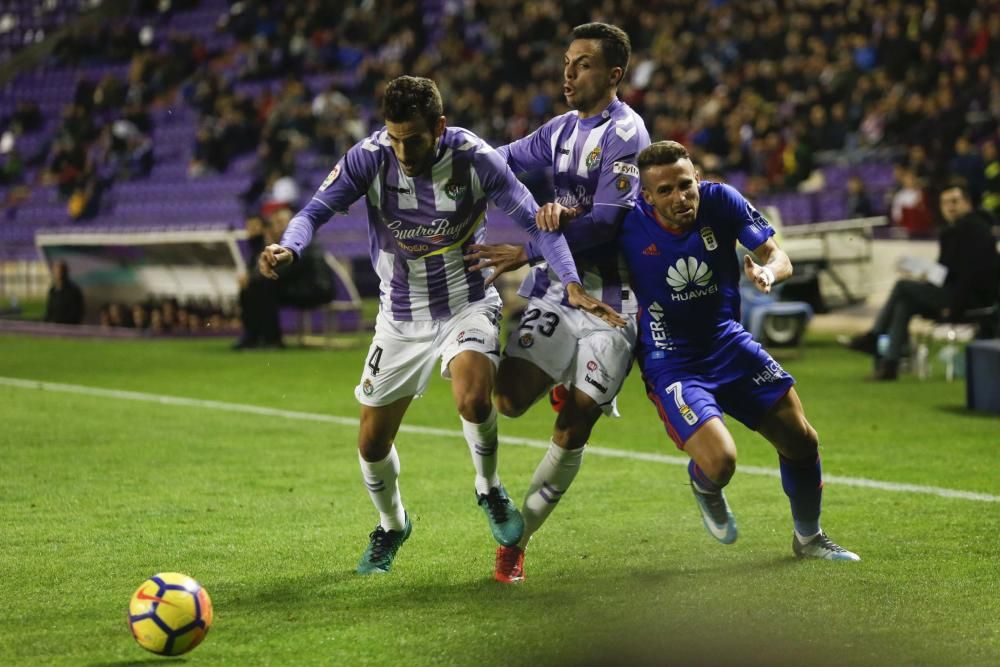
[477,485,524,547]
[356,513,412,574]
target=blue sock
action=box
[779,453,822,537]
[688,459,723,494]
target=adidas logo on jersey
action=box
[643,243,660,255]
[666,257,718,301]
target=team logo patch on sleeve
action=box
[612,161,639,178]
[616,175,630,191]
[319,163,342,191]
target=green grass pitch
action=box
[1,333,997,666]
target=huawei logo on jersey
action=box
[666,257,718,301]
[667,257,712,291]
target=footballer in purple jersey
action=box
[259,76,623,576]
[620,141,859,562]
[464,23,649,584]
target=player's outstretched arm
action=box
[744,238,792,294]
[566,282,626,327]
[464,243,528,287]
[258,244,295,279]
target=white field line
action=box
[2,376,997,503]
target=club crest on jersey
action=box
[362,378,374,396]
[319,163,342,191]
[444,181,466,201]
[700,227,718,251]
[585,146,602,170]
[616,175,630,191]
[519,333,534,348]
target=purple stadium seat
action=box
[816,191,849,221]
[823,164,850,189]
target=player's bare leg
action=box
[356,397,414,574]
[681,417,739,544]
[449,350,496,422]
[757,388,860,561]
[358,398,412,462]
[450,351,524,547]
[495,356,554,418]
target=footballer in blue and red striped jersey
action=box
[260,76,623,577]
[619,140,860,562]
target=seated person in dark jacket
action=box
[846,179,1000,379]
[44,260,85,324]
[235,209,336,349]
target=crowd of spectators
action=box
[175,0,999,216]
[2,2,212,218]
[4,0,999,224]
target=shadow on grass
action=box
[936,404,1000,419]
[87,659,187,667]
[218,553,799,616]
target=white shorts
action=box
[355,298,502,406]
[504,296,637,413]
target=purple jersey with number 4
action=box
[281,127,580,322]
[619,182,794,445]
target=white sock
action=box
[518,440,585,548]
[794,528,822,544]
[358,446,406,531]
[462,407,500,496]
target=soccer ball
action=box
[127,572,213,656]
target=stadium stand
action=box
[0,0,997,305]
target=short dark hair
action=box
[939,177,971,202]
[572,22,631,84]
[382,76,443,130]
[638,141,691,171]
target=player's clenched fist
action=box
[258,244,295,279]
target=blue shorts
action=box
[640,330,795,449]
